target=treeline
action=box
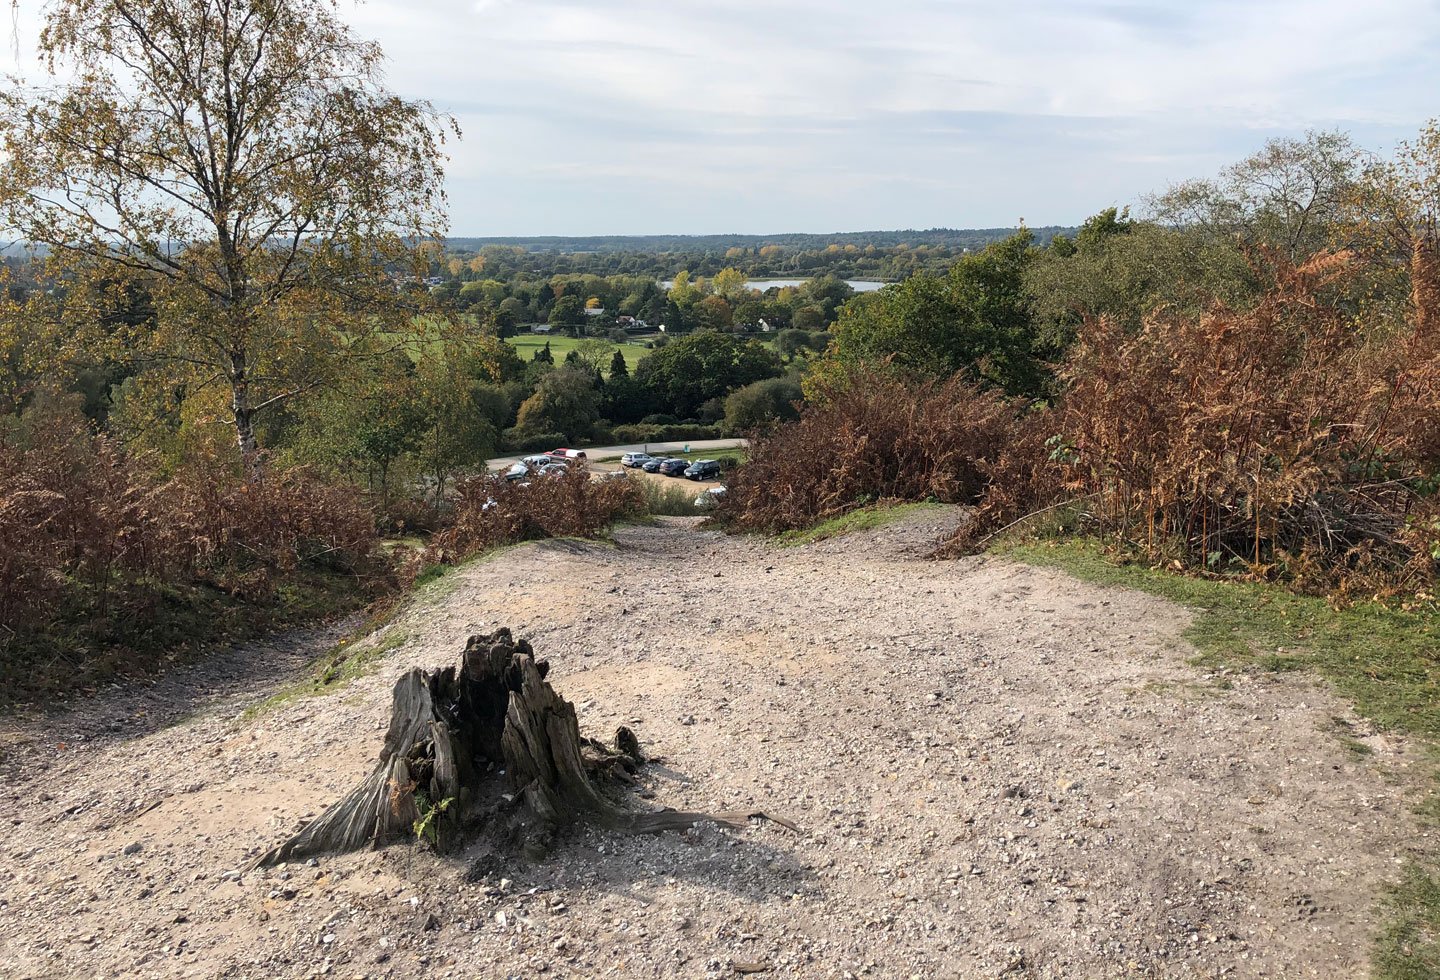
[427,229,1072,286]
[721,126,1440,600]
[438,268,858,336]
[445,226,1072,255]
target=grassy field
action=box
[507,333,655,373]
[996,537,1440,978]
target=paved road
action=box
[486,437,746,470]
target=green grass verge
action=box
[996,537,1440,977]
[775,502,948,547]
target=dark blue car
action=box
[658,458,689,476]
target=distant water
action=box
[660,278,887,293]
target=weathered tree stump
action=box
[253,628,792,868]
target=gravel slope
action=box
[0,512,1430,979]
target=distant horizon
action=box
[439,224,1069,241]
[4,225,1078,254]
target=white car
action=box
[620,452,653,468]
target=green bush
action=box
[502,428,567,452]
[611,422,722,444]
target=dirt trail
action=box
[0,512,1431,979]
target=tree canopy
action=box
[0,0,456,467]
[634,332,782,419]
[827,230,1046,397]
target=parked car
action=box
[548,448,588,460]
[658,458,689,477]
[641,457,671,473]
[683,459,722,481]
[620,452,653,468]
[537,463,570,477]
[597,468,629,482]
[503,462,529,481]
[522,454,559,469]
[693,486,727,509]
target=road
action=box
[486,437,746,470]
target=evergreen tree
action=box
[609,348,629,378]
[533,341,554,365]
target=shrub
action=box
[945,248,1440,595]
[716,370,1022,534]
[610,422,722,444]
[0,407,381,637]
[634,478,700,516]
[164,450,381,594]
[428,468,642,561]
[503,428,568,452]
[723,377,803,433]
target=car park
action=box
[641,457,670,473]
[683,459,722,481]
[658,458,689,477]
[620,452,653,468]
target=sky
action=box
[5,0,1440,235]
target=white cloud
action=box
[9,0,1440,232]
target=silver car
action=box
[621,452,653,468]
[693,486,727,509]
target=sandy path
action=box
[0,512,1430,979]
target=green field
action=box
[507,333,655,374]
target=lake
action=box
[660,278,887,293]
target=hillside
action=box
[0,511,1426,978]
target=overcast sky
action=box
[6,0,1440,235]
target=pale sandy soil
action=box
[0,511,1430,979]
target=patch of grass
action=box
[775,502,947,547]
[1378,867,1440,979]
[411,563,449,588]
[997,537,1440,979]
[505,333,652,374]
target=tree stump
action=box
[253,628,792,868]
